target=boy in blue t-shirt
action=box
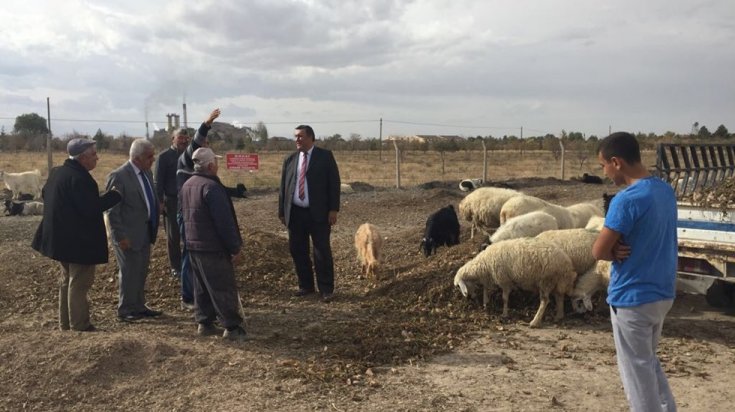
[592,132,677,412]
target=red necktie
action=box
[298,152,308,200]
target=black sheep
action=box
[420,205,460,257]
[4,199,24,216]
[581,173,604,184]
[602,192,616,215]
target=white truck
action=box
[656,143,735,307]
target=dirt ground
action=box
[1,178,734,411]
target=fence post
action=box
[559,139,566,180]
[481,139,488,182]
[46,97,52,175]
[440,151,445,179]
[393,140,401,189]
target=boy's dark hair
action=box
[295,125,315,140]
[598,132,641,164]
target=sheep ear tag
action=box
[457,279,469,296]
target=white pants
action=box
[610,300,676,412]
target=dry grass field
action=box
[0,148,657,190]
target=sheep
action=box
[340,183,354,194]
[459,178,483,192]
[585,216,605,231]
[420,205,460,257]
[535,229,599,276]
[499,195,574,229]
[458,187,521,238]
[566,202,604,228]
[570,260,611,313]
[454,237,577,327]
[581,173,603,184]
[488,211,558,244]
[0,169,42,200]
[354,223,382,284]
[3,200,43,216]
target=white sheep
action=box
[0,169,42,200]
[566,202,604,228]
[499,195,574,229]
[489,211,558,244]
[458,187,521,238]
[570,260,611,313]
[340,183,354,194]
[535,228,599,276]
[585,216,605,231]
[459,178,483,192]
[21,201,44,216]
[354,223,382,284]
[454,237,577,328]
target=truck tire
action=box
[705,279,735,308]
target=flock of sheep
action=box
[353,186,614,328]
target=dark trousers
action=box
[163,196,181,274]
[189,250,243,329]
[177,212,194,303]
[288,205,334,294]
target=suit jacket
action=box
[106,161,158,250]
[32,159,121,264]
[279,146,341,227]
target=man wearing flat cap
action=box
[180,147,247,341]
[32,138,122,332]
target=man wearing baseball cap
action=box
[32,138,122,331]
[179,147,247,341]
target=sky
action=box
[1,0,733,140]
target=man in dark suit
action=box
[106,138,162,321]
[155,128,189,280]
[278,125,341,302]
[32,138,121,331]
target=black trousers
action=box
[189,251,243,329]
[163,196,181,273]
[288,205,334,294]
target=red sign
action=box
[226,153,259,171]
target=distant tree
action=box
[714,124,729,138]
[1,125,5,136]
[254,122,268,146]
[692,121,700,135]
[698,125,711,139]
[93,128,111,150]
[14,113,49,134]
[567,131,584,141]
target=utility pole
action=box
[183,102,188,130]
[46,97,52,174]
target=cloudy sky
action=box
[1,0,733,140]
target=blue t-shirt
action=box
[605,176,678,307]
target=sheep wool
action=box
[566,202,604,228]
[535,228,599,275]
[354,223,383,284]
[585,216,605,231]
[489,211,558,244]
[499,195,574,229]
[570,260,612,313]
[458,187,521,237]
[454,237,577,328]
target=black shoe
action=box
[79,324,97,332]
[292,289,315,297]
[321,292,335,303]
[139,308,163,317]
[223,326,249,342]
[118,313,143,322]
[171,269,180,279]
[197,323,222,337]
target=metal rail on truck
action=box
[655,143,735,290]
